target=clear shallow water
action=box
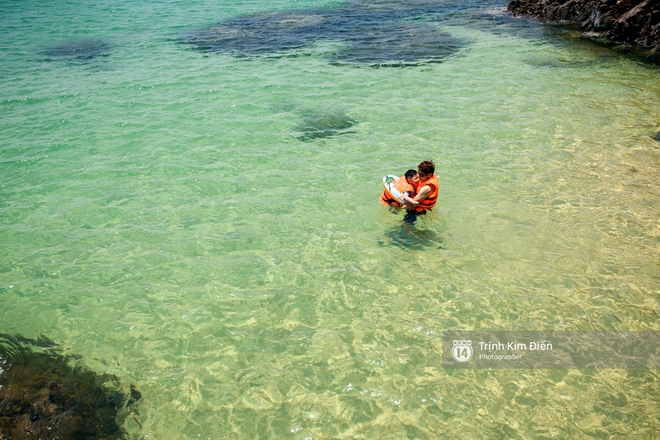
[1,0,659,438]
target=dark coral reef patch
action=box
[181,0,465,66]
[43,39,111,61]
[0,333,140,440]
[296,111,357,141]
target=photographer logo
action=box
[452,340,473,363]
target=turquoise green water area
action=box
[1,0,659,437]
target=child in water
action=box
[380,169,419,208]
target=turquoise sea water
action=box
[1,0,659,438]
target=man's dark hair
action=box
[404,169,418,179]
[418,160,435,176]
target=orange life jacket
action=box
[381,176,415,206]
[414,174,438,212]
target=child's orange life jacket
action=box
[381,176,415,206]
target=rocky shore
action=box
[507,0,660,56]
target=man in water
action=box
[401,160,439,222]
[380,169,419,208]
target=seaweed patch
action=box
[0,333,140,440]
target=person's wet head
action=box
[417,160,435,181]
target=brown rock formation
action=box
[0,334,141,440]
[507,0,660,54]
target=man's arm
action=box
[402,185,431,209]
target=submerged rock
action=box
[0,333,140,439]
[181,2,465,66]
[652,132,660,142]
[507,0,660,56]
[296,111,357,141]
[43,39,111,61]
